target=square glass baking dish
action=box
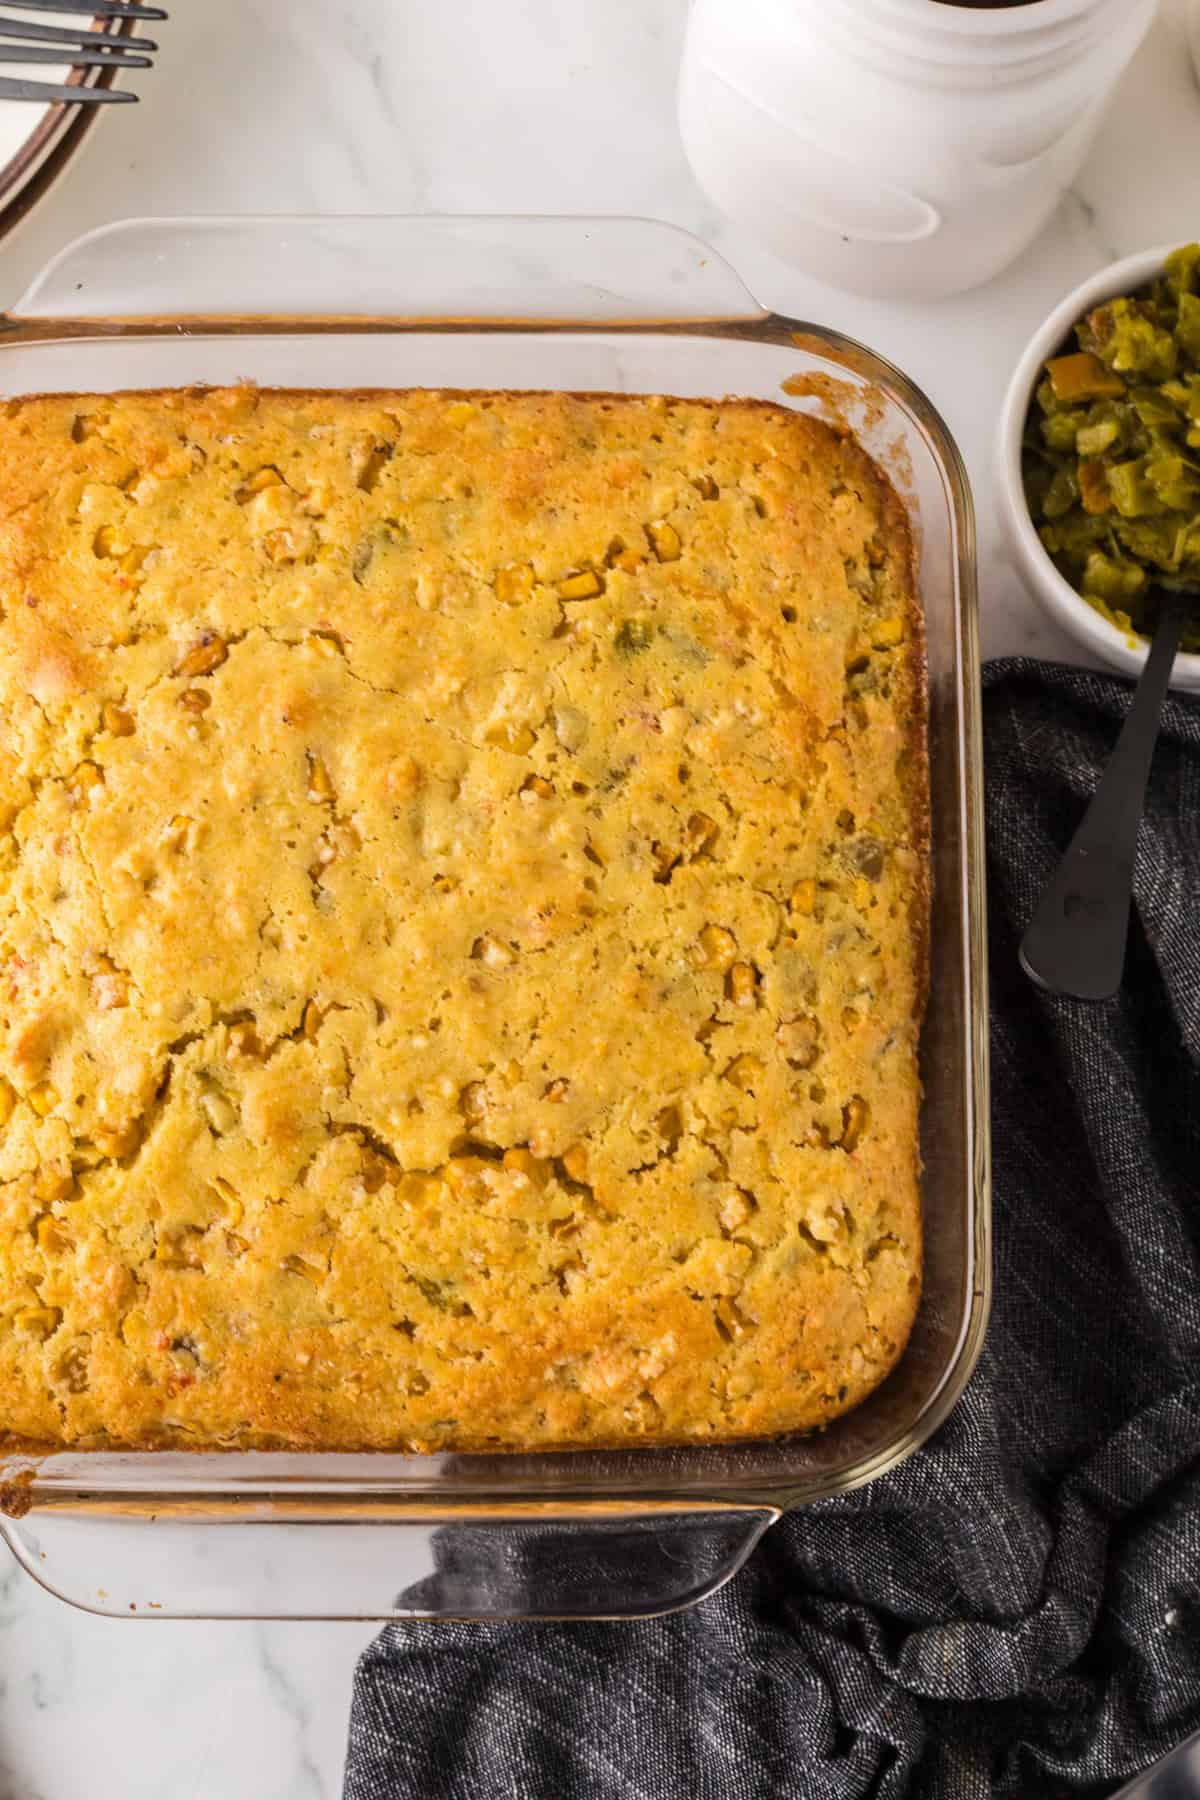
[0,215,989,1621]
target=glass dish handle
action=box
[1,1503,778,1621]
[11,214,765,325]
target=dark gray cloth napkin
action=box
[344,658,1200,1800]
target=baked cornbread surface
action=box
[0,385,926,1455]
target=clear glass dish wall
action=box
[0,217,990,1620]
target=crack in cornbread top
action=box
[0,386,926,1452]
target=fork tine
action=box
[0,17,157,50]
[0,43,150,66]
[0,74,135,101]
[4,1,166,15]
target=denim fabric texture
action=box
[345,660,1200,1799]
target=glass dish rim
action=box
[0,213,992,1528]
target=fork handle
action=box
[0,16,156,49]
[0,44,150,67]
[7,1,165,16]
[1019,589,1184,1002]
[0,76,134,102]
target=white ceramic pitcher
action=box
[679,0,1159,300]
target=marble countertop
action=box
[0,2,1197,1795]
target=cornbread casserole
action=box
[0,386,926,1453]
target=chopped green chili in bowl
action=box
[1022,242,1200,654]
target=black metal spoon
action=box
[1019,584,1188,1002]
[1114,1719,1200,1796]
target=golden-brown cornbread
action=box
[0,385,927,1454]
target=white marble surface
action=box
[0,2,1197,1795]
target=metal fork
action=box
[0,3,166,106]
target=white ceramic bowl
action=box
[997,244,1200,694]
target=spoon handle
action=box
[1019,591,1184,1002]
